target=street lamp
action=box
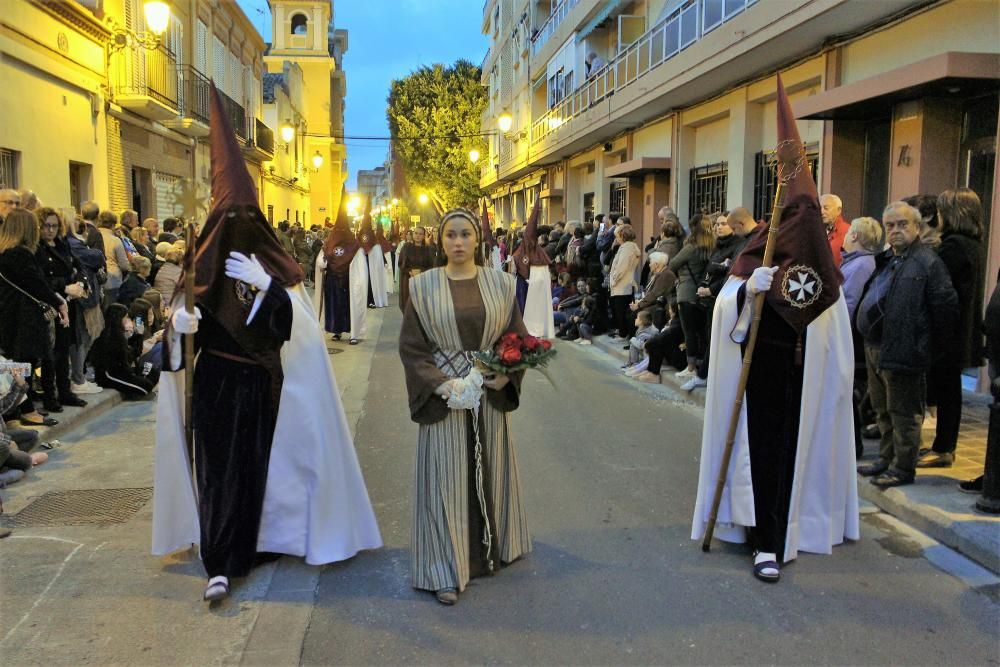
[497,111,513,134]
[108,0,171,53]
[468,149,480,163]
[418,193,429,205]
[311,151,323,170]
[280,120,295,144]
[391,198,399,206]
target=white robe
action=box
[691,277,859,562]
[384,248,396,295]
[522,264,555,338]
[152,285,383,564]
[367,246,389,307]
[313,250,369,340]
[487,245,503,272]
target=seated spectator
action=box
[630,251,675,329]
[571,295,599,345]
[127,298,163,384]
[89,303,155,399]
[0,209,67,426]
[117,255,152,307]
[0,364,48,488]
[142,288,167,332]
[153,245,183,305]
[633,304,688,383]
[624,310,658,369]
[856,201,958,487]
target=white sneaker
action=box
[675,368,695,379]
[578,339,592,345]
[72,382,102,395]
[681,376,707,392]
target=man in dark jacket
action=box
[856,201,958,487]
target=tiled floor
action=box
[923,393,990,482]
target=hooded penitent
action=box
[729,74,841,335]
[184,85,303,404]
[511,198,550,280]
[356,200,376,253]
[323,188,362,277]
[481,200,497,250]
[375,218,392,254]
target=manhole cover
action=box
[326,345,343,355]
[0,487,153,527]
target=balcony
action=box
[110,43,178,121]
[243,118,275,162]
[531,0,580,56]
[164,65,210,137]
[215,88,247,141]
[531,0,745,146]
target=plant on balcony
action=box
[387,60,486,209]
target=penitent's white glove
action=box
[747,266,778,295]
[172,306,202,334]
[225,251,272,292]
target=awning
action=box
[794,52,1000,121]
[577,0,629,43]
[604,157,671,178]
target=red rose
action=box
[540,339,552,350]
[501,332,522,346]
[523,335,540,352]
[501,347,522,364]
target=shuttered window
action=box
[196,21,208,73]
[212,35,226,89]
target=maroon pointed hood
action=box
[730,74,841,334]
[209,86,258,210]
[511,198,549,279]
[481,200,496,249]
[375,217,392,253]
[323,188,362,277]
[356,199,376,253]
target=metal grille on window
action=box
[689,162,728,218]
[752,146,819,222]
[609,180,627,216]
[0,148,19,188]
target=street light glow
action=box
[497,112,513,134]
[469,149,480,163]
[143,1,171,36]
[418,193,429,205]
[280,120,295,144]
[391,198,399,206]
[311,151,323,169]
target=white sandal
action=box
[203,575,230,601]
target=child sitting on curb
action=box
[0,363,49,488]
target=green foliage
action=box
[387,60,486,210]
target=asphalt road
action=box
[1,302,997,666]
[299,305,1000,666]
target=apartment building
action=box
[357,166,388,206]
[480,0,999,279]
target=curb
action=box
[583,332,1000,576]
[16,389,124,445]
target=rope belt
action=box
[203,348,260,365]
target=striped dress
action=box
[400,267,532,593]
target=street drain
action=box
[0,487,153,527]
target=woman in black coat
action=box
[89,303,154,399]
[918,188,986,468]
[0,209,68,425]
[35,208,89,410]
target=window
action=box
[69,162,93,209]
[752,146,819,222]
[679,1,698,49]
[583,192,594,222]
[290,14,308,35]
[609,180,627,216]
[725,0,747,19]
[703,0,724,33]
[267,204,274,224]
[689,162,728,218]
[0,148,20,189]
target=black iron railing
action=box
[254,119,274,155]
[177,65,210,123]
[214,88,246,140]
[111,43,178,109]
[689,162,728,218]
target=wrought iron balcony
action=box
[110,43,178,121]
[215,88,246,141]
[165,65,211,136]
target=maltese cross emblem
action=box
[780,264,823,309]
[334,247,345,257]
[361,235,369,244]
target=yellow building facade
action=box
[481,0,999,279]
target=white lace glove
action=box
[225,252,272,292]
[747,266,778,295]
[172,306,202,334]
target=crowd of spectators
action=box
[537,187,989,490]
[0,189,179,491]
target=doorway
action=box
[131,167,152,220]
[861,119,891,219]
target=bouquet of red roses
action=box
[472,332,557,379]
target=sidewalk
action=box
[586,333,1000,575]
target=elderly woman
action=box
[608,223,641,340]
[398,207,532,606]
[117,255,152,307]
[0,209,69,426]
[153,245,183,305]
[129,226,156,264]
[36,207,89,411]
[918,188,987,469]
[629,251,676,329]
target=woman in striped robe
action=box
[398,208,532,605]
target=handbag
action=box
[0,270,58,322]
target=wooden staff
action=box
[182,222,197,483]
[701,149,801,552]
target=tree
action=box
[387,60,486,211]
